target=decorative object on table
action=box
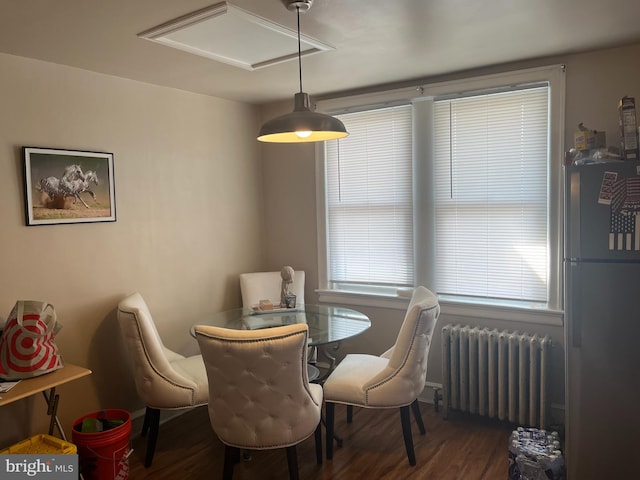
[0,301,63,380]
[280,265,296,307]
[259,299,274,311]
[22,146,116,226]
[240,270,306,309]
[284,294,297,309]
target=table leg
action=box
[312,342,344,447]
[42,387,66,441]
[314,342,341,384]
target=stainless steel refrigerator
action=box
[564,161,640,479]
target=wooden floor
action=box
[127,402,512,480]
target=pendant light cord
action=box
[297,6,303,93]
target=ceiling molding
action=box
[137,1,334,71]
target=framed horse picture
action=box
[22,147,116,226]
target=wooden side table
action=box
[0,363,92,441]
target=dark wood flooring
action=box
[127,402,512,479]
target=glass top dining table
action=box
[191,304,371,347]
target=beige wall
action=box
[261,42,640,423]
[2,41,639,446]
[0,53,264,446]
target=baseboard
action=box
[129,407,197,440]
[418,382,443,406]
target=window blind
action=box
[433,86,549,302]
[325,105,414,288]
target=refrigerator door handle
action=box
[567,261,581,348]
[566,170,581,260]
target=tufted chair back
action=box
[117,292,208,467]
[322,286,440,466]
[240,270,305,308]
[369,286,440,406]
[194,322,323,480]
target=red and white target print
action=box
[0,302,62,380]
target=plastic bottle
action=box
[509,427,565,480]
[544,450,565,480]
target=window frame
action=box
[315,65,565,326]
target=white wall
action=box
[0,53,265,446]
[260,42,640,425]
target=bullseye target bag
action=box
[0,301,63,380]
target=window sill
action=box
[316,289,564,327]
[317,289,411,310]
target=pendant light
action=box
[257,0,348,143]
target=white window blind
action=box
[325,105,414,288]
[433,86,549,302]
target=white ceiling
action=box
[1,0,640,105]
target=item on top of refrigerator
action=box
[591,148,622,161]
[508,427,565,480]
[568,147,622,166]
[574,125,606,151]
[564,148,581,166]
[618,96,639,161]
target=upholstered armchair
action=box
[117,292,209,467]
[194,323,323,480]
[322,286,440,466]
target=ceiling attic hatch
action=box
[137,1,334,71]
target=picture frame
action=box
[22,147,116,226]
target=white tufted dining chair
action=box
[239,270,305,308]
[117,292,209,467]
[322,286,440,466]
[239,269,318,371]
[194,323,323,480]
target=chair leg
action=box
[346,405,353,423]
[223,445,238,480]
[285,445,300,480]
[325,402,335,460]
[411,399,426,434]
[400,405,416,466]
[314,422,323,464]
[144,407,161,468]
[141,406,151,436]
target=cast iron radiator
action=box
[441,324,551,429]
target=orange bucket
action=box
[71,409,132,480]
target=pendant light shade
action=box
[258,92,348,143]
[257,0,348,143]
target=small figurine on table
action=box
[280,266,296,308]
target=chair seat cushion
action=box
[309,383,323,405]
[323,354,389,406]
[170,354,209,405]
[163,346,186,363]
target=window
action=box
[433,86,549,303]
[316,66,564,319]
[324,105,414,293]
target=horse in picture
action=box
[36,164,100,209]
